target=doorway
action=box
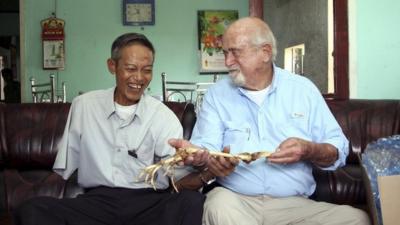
[0,0,20,102]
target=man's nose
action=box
[132,71,143,80]
[224,51,236,67]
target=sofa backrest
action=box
[326,99,400,163]
[0,103,70,169]
[0,103,72,212]
[0,102,196,169]
[311,99,400,207]
[1,99,399,213]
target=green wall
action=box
[21,0,248,102]
[21,0,400,101]
[355,0,400,99]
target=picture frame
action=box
[197,10,238,74]
[123,0,155,26]
[43,40,65,70]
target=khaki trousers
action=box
[203,187,370,225]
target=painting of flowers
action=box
[198,10,238,74]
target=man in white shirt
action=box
[13,33,208,225]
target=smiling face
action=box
[222,17,274,90]
[222,34,259,87]
[222,32,267,90]
[107,44,154,105]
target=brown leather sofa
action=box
[0,102,195,225]
[1,99,399,224]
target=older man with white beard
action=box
[169,17,370,225]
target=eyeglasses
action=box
[222,44,266,59]
[223,48,246,59]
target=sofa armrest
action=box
[311,164,366,207]
[2,169,66,211]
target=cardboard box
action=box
[360,156,400,225]
[377,175,400,225]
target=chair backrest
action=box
[56,81,67,103]
[161,72,197,102]
[194,82,215,113]
[30,74,66,103]
[161,72,216,112]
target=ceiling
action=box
[0,0,19,13]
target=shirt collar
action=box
[134,93,149,120]
[269,63,280,94]
[237,63,280,95]
[105,87,117,118]
[104,86,147,121]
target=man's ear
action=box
[261,44,273,63]
[107,58,116,75]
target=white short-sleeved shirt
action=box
[54,87,189,189]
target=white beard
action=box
[229,70,246,87]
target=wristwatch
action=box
[199,168,216,186]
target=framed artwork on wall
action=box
[123,0,155,26]
[197,10,238,74]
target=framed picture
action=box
[197,10,238,74]
[123,0,155,26]
[43,40,65,69]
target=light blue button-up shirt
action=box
[54,87,190,189]
[191,66,348,197]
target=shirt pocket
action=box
[223,121,251,152]
[275,114,310,140]
[127,129,156,166]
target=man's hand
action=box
[268,137,310,164]
[268,137,338,167]
[207,146,239,177]
[168,139,239,177]
[168,138,209,167]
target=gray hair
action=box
[249,21,277,61]
[111,33,155,62]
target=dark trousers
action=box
[13,187,205,225]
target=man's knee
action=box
[204,187,232,214]
[203,188,244,225]
[203,195,225,216]
[203,203,230,225]
[333,205,371,225]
